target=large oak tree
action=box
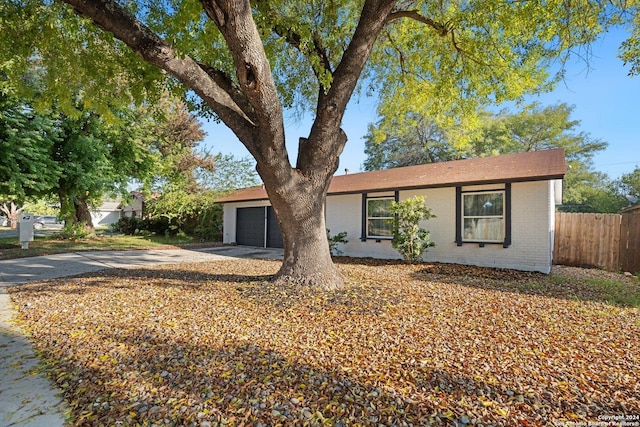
[2,0,637,289]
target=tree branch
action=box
[199,0,288,168]
[252,0,333,85]
[386,9,451,36]
[296,0,397,174]
[60,0,257,137]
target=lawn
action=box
[8,258,640,426]
[0,230,217,261]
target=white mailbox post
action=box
[19,213,34,249]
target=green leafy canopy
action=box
[2,0,638,123]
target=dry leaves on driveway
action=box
[9,258,640,426]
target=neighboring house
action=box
[219,149,566,273]
[120,191,146,218]
[92,200,122,226]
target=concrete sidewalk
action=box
[0,246,283,426]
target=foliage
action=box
[0,71,62,201]
[363,112,461,171]
[197,153,259,192]
[620,11,640,76]
[365,103,630,213]
[115,216,144,236]
[617,166,640,203]
[390,196,435,263]
[21,196,59,216]
[144,188,223,239]
[326,229,348,256]
[58,222,92,240]
[9,260,640,425]
[559,164,628,213]
[149,96,211,193]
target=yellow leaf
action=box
[496,408,508,417]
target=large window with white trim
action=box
[462,191,505,242]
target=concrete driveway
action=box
[0,245,282,427]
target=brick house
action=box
[218,149,566,273]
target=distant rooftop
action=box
[219,148,566,203]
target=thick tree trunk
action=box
[59,0,395,290]
[267,175,344,290]
[74,197,94,229]
[1,202,22,229]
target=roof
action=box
[620,204,640,214]
[98,201,121,211]
[219,148,566,203]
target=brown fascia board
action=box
[218,148,566,203]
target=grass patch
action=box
[0,232,218,261]
[549,274,640,308]
[585,277,640,307]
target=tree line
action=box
[0,66,258,235]
[363,102,640,213]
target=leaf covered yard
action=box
[8,259,640,426]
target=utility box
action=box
[19,213,34,249]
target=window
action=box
[456,185,511,247]
[462,191,504,242]
[361,193,397,240]
[367,197,394,238]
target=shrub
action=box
[327,229,348,256]
[390,196,435,263]
[59,222,92,240]
[116,216,143,235]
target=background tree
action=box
[617,166,640,204]
[0,67,62,227]
[363,112,461,171]
[150,97,211,192]
[365,102,628,212]
[4,0,637,288]
[196,153,259,192]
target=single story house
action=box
[119,191,146,218]
[218,149,566,273]
[91,200,122,226]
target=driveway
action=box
[0,245,283,427]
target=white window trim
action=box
[366,196,395,240]
[461,190,505,243]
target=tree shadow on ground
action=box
[36,330,630,427]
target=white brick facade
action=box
[223,179,561,273]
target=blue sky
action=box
[201,28,640,180]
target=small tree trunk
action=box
[3,202,23,229]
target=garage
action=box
[236,206,283,248]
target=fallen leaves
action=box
[8,259,640,426]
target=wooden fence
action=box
[553,212,640,274]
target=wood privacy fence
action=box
[553,212,640,274]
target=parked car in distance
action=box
[33,215,65,230]
[0,216,8,227]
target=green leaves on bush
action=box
[327,229,348,256]
[390,196,435,263]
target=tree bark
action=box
[74,197,94,229]
[1,202,22,229]
[259,152,344,290]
